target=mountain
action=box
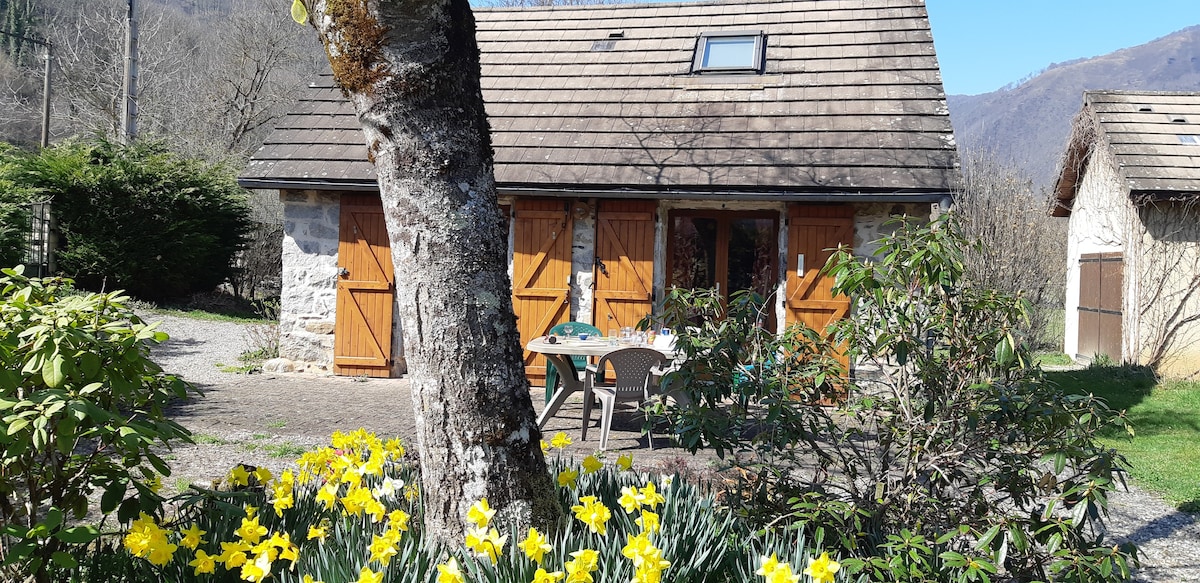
[947,26,1200,187]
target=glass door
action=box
[668,210,778,324]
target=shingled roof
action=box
[240,0,959,200]
[1053,91,1200,217]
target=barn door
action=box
[593,200,656,335]
[1077,252,1123,361]
[511,199,573,382]
[785,205,854,373]
[335,194,395,378]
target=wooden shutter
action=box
[593,200,656,334]
[1077,253,1123,361]
[785,205,854,372]
[335,194,395,377]
[511,199,573,381]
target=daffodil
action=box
[235,514,268,545]
[315,482,339,509]
[240,550,273,582]
[618,485,644,513]
[640,481,665,508]
[803,552,840,583]
[533,568,565,583]
[229,465,251,487]
[581,455,603,474]
[550,431,572,449]
[302,575,325,583]
[217,540,251,569]
[565,548,599,583]
[540,439,550,454]
[636,510,660,534]
[765,562,799,583]
[254,466,273,484]
[179,523,206,550]
[189,549,217,575]
[368,532,399,566]
[757,554,782,578]
[467,498,497,528]
[404,483,421,501]
[465,526,508,564]
[388,509,410,532]
[616,453,633,471]
[557,468,579,489]
[571,496,612,535]
[307,524,328,541]
[519,527,553,564]
[145,474,163,494]
[437,557,465,583]
[355,566,384,583]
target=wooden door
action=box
[785,205,854,372]
[335,194,395,377]
[1077,252,1123,361]
[512,199,573,382]
[593,200,656,335]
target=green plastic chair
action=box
[544,321,603,403]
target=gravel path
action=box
[146,314,1199,582]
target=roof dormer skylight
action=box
[692,30,765,74]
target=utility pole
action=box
[121,0,139,143]
[40,42,50,149]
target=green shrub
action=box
[0,268,194,582]
[0,143,36,266]
[652,215,1138,582]
[81,430,850,583]
[17,139,252,301]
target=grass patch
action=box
[1035,352,1074,367]
[266,420,287,429]
[1051,365,1200,511]
[264,443,308,458]
[193,433,229,445]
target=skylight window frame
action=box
[691,30,766,75]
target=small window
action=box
[1170,116,1188,123]
[692,31,764,74]
[1179,135,1200,145]
[1137,106,1154,112]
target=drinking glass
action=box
[562,324,574,337]
[608,329,618,346]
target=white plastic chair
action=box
[582,347,667,450]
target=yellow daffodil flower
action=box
[217,540,250,569]
[519,527,553,565]
[571,496,612,535]
[557,468,579,489]
[254,466,273,484]
[388,509,411,532]
[240,550,273,582]
[179,523,206,550]
[540,439,550,454]
[355,566,384,583]
[465,526,508,564]
[302,575,325,583]
[404,483,421,501]
[316,482,339,509]
[568,549,599,572]
[235,515,268,545]
[616,453,633,471]
[617,485,644,513]
[757,554,782,578]
[581,455,603,474]
[533,568,566,583]
[368,532,399,566]
[307,525,328,541]
[803,552,840,583]
[189,549,217,575]
[467,498,497,528]
[145,474,162,494]
[437,557,465,583]
[640,482,665,508]
[636,510,661,534]
[550,432,573,449]
[229,465,251,487]
[622,532,656,565]
[766,562,800,583]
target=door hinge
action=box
[595,257,609,277]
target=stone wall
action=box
[852,201,941,258]
[277,189,341,373]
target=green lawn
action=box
[1049,366,1200,512]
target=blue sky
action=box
[924,0,1200,95]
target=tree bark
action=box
[306,0,560,543]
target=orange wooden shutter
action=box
[335,194,395,377]
[593,200,656,334]
[511,199,573,382]
[785,205,854,372]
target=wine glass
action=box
[562,324,574,338]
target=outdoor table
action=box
[526,336,674,430]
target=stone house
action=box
[1052,90,1200,377]
[238,0,960,379]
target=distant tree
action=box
[18,139,252,300]
[954,149,1066,349]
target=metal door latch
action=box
[338,267,350,277]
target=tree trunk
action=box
[306,0,560,543]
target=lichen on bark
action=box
[321,0,390,96]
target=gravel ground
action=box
[146,313,1199,582]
